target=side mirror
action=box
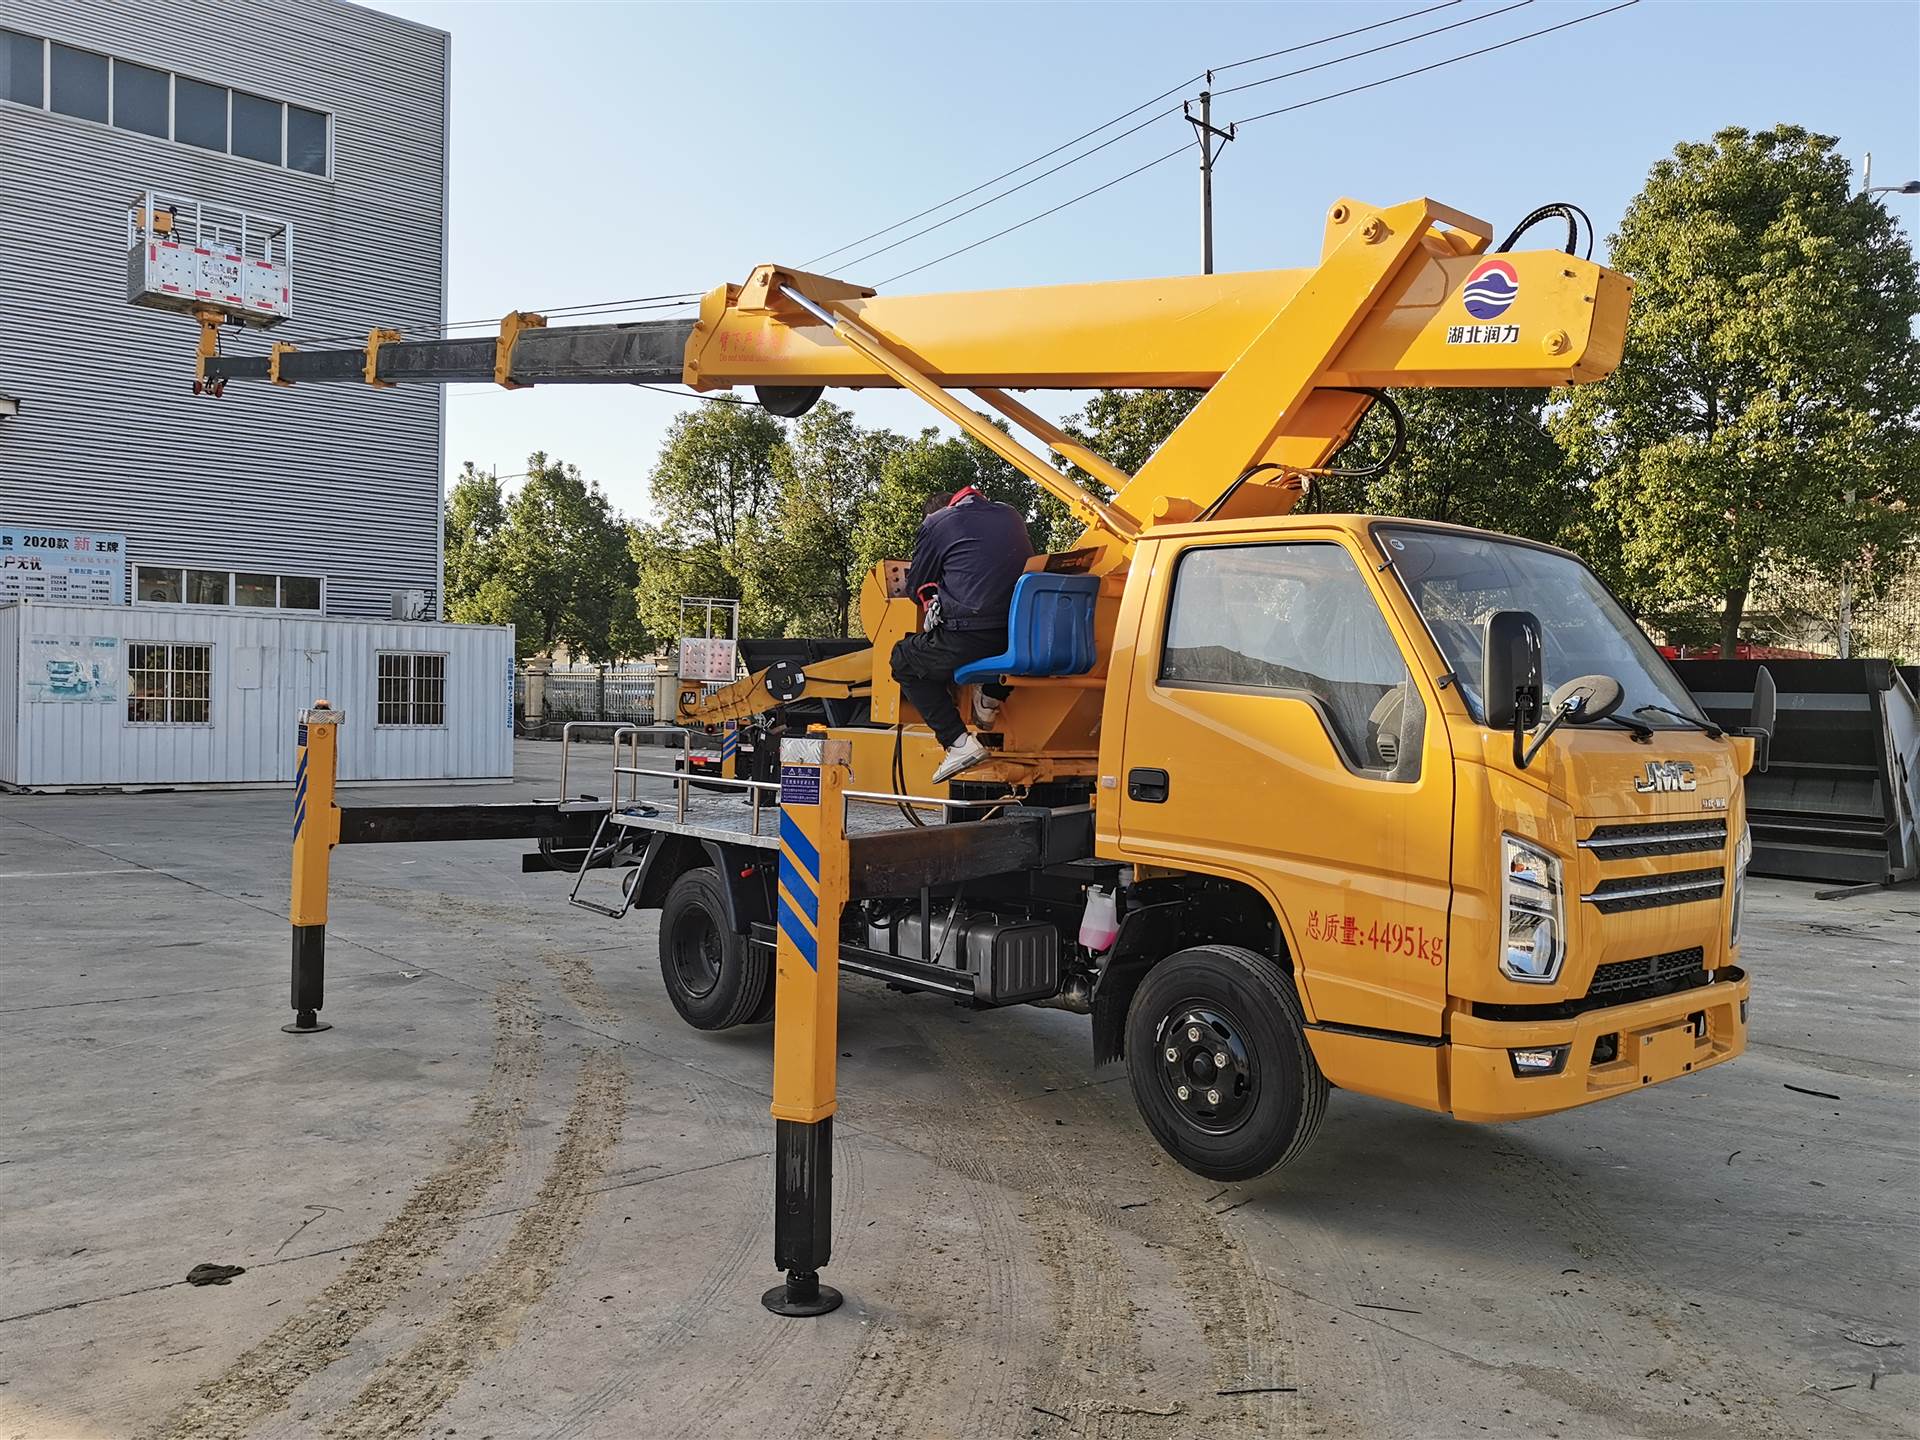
[1514,673,1624,769]
[1483,611,1544,731]
[1549,674,1624,726]
[1740,665,1776,772]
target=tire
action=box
[658,867,771,1030]
[1124,944,1329,1181]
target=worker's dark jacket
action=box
[904,496,1035,631]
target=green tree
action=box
[1053,388,1201,548]
[1557,124,1920,652]
[851,426,1044,593]
[1307,389,1579,543]
[443,462,509,619]
[451,453,639,661]
[752,402,903,637]
[632,403,788,639]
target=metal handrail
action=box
[557,720,650,804]
[843,789,980,811]
[565,725,1005,838]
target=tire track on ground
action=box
[810,1018,1031,1440]
[326,1043,630,1439]
[1489,1145,1791,1436]
[536,947,770,1440]
[142,984,542,1440]
[827,1015,1152,1440]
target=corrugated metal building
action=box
[0,603,514,788]
[0,0,448,617]
[0,2,516,789]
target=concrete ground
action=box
[0,740,1914,1440]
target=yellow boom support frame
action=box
[676,196,1629,752]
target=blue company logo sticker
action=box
[1462,258,1519,320]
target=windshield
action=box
[1375,526,1708,729]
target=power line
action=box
[799,84,1202,270]
[1232,0,1640,125]
[290,295,702,350]
[873,0,1642,287]
[878,141,1194,287]
[840,0,1537,277]
[1211,0,1537,99]
[448,381,759,408]
[1208,0,1465,75]
[800,0,1478,272]
[835,106,1185,272]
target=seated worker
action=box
[891,485,1035,782]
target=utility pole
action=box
[1185,79,1235,274]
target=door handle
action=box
[1127,767,1169,803]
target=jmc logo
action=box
[1634,760,1698,794]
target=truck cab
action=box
[1094,514,1751,1174]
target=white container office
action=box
[0,602,513,790]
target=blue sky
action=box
[379,0,1920,520]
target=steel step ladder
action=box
[567,813,645,918]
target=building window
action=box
[137,566,184,604]
[279,575,322,610]
[173,75,226,151]
[0,28,329,178]
[112,59,168,138]
[128,643,212,725]
[287,104,327,175]
[49,43,107,123]
[186,569,229,606]
[234,572,277,607]
[230,90,281,165]
[136,567,325,612]
[1,30,44,107]
[378,653,446,727]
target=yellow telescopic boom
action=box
[194,195,1630,745]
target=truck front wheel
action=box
[1124,945,1329,1181]
[658,867,771,1030]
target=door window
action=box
[1160,542,1422,780]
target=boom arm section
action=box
[201,196,1626,567]
[186,193,1632,753]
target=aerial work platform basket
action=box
[126,189,292,327]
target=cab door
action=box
[1113,533,1453,1035]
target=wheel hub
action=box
[670,909,723,999]
[1157,1004,1255,1133]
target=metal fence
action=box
[1743,557,1920,663]
[515,664,670,728]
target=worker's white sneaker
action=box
[972,688,1004,728]
[931,732,990,784]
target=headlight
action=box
[1500,834,1564,984]
[1730,821,1752,947]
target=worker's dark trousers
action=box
[891,628,1012,749]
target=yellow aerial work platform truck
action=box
[169,195,1771,1309]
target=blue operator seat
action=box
[953,572,1100,685]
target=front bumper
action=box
[1448,968,1749,1122]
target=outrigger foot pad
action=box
[282,1010,332,1034]
[762,1271,842,1317]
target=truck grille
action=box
[1588,946,1707,998]
[1582,867,1725,913]
[1579,818,1727,859]
[1475,946,1713,1021]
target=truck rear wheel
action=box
[658,867,771,1030]
[1124,944,1328,1181]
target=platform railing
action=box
[605,725,783,833]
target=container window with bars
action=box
[127,643,212,724]
[377,652,446,726]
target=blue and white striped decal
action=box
[292,749,309,841]
[776,809,821,969]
